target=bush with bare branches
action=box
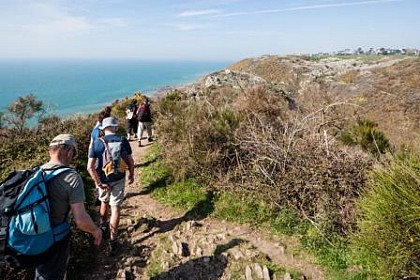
[155,84,374,234]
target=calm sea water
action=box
[0,60,230,116]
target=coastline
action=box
[0,60,230,116]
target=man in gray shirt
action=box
[35,134,102,280]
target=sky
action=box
[1,0,419,61]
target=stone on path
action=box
[263,265,271,280]
[246,265,253,280]
[254,263,263,279]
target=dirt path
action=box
[82,141,325,280]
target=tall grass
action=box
[350,150,420,279]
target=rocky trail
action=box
[81,141,325,280]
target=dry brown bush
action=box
[155,85,374,234]
[338,70,359,84]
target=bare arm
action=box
[87,156,110,190]
[87,157,100,185]
[71,202,102,246]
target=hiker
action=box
[87,117,134,256]
[136,97,153,147]
[37,134,102,279]
[89,106,112,149]
[126,99,139,141]
[89,106,112,206]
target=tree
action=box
[5,94,45,133]
[0,111,4,129]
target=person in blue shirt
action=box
[88,106,112,207]
[87,117,134,256]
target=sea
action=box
[0,59,231,116]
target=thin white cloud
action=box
[178,9,222,17]
[163,23,205,31]
[215,0,403,17]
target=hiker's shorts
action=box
[98,177,125,206]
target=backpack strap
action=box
[43,167,73,225]
[99,137,112,160]
[14,167,72,211]
[43,167,73,182]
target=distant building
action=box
[318,47,420,57]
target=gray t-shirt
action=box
[42,162,86,225]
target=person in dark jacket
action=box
[136,97,153,147]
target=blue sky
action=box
[1,0,419,61]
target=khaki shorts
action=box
[98,178,125,206]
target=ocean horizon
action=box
[0,59,231,116]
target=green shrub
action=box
[340,119,391,156]
[111,92,143,118]
[350,150,420,279]
[155,91,242,183]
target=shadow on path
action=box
[133,192,215,245]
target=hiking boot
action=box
[108,239,118,257]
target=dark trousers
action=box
[35,235,71,280]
